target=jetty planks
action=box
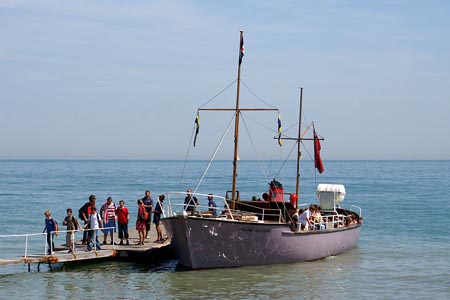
[0,225,171,267]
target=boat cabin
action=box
[316,184,346,212]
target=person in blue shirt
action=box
[208,194,218,217]
[153,194,165,243]
[43,210,58,255]
[184,189,199,213]
[142,190,154,239]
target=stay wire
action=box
[272,122,315,180]
[198,79,237,108]
[272,139,298,180]
[240,115,270,182]
[194,114,235,193]
[179,119,197,184]
[241,112,279,135]
[241,80,278,109]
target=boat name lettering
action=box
[239,228,271,233]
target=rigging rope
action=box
[198,79,237,108]
[241,80,278,108]
[194,114,235,193]
[240,115,270,182]
[272,122,315,180]
[180,120,197,184]
[272,139,298,180]
[240,111,279,134]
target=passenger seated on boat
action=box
[261,193,269,202]
[184,189,199,214]
[207,194,218,217]
[327,211,340,228]
[291,209,300,231]
[298,204,315,231]
[221,204,239,219]
[346,215,358,226]
[221,204,228,216]
[312,205,325,230]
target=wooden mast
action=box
[231,30,244,208]
[295,87,303,208]
[198,31,277,208]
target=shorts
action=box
[136,220,146,232]
[103,219,116,234]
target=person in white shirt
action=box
[298,204,315,231]
[87,206,103,251]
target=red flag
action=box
[314,129,324,174]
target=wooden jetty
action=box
[0,225,173,270]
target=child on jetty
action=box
[43,210,58,255]
[116,200,130,245]
[136,199,146,245]
[62,208,80,253]
[86,206,102,251]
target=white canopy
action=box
[317,184,346,203]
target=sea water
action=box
[0,160,449,299]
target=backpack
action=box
[141,208,149,221]
[79,203,89,219]
[72,216,80,230]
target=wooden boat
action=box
[162,31,363,269]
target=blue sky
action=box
[1,0,449,160]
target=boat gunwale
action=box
[163,214,362,234]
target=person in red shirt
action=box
[135,199,146,245]
[116,199,130,245]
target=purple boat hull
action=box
[164,215,362,269]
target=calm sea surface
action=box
[0,160,449,299]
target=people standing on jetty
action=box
[184,189,199,214]
[154,194,165,243]
[86,206,102,251]
[207,194,218,217]
[43,210,58,255]
[142,190,153,239]
[116,200,130,245]
[101,197,117,245]
[136,199,146,245]
[79,195,96,245]
[62,208,80,253]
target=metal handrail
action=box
[350,205,362,217]
[0,226,115,259]
[164,191,285,223]
[0,232,46,259]
[227,199,283,222]
[165,191,234,220]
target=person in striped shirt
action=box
[101,197,117,245]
